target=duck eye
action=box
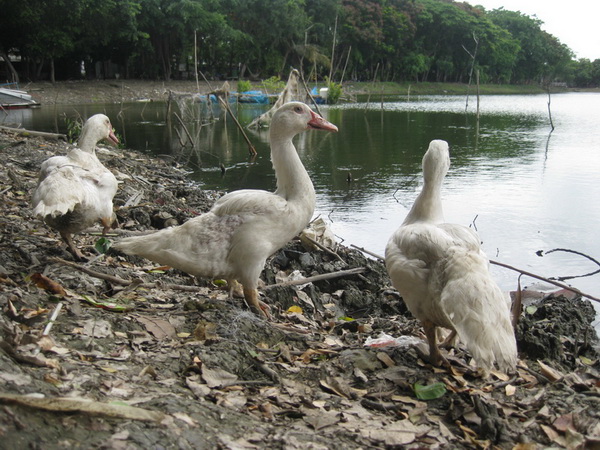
[294,106,303,113]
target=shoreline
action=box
[17,79,598,107]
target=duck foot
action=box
[243,287,271,319]
[421,320,450,368]
[61,232,87,262]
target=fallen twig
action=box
[301,234,346,264]
[350,244,384,260]
[0,125,67,140]
[490,260,600,303]
[49,257,206,293]
[41,301,63,337]
[264,267,366,290]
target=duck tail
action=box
[441,248,518,373]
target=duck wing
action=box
[438,231,517,372]
[212,189,288,217]
[32,164,116,219]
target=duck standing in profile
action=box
[32,114,119,260]
[114,102,338,317]
[385,140,517,374]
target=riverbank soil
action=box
[0,82,599,448]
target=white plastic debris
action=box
[364,332,422,348]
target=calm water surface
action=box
[5,93,599,325]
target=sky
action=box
[470,0,600,61]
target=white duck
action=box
[32,114,119,260]
[385,140,517,373]
[114,102,338,317]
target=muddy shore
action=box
[0,82,599,448]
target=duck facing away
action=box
[385,140,517,374]
[114,102,338,317]
[32,114,120,260]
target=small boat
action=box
[0,86,40,109]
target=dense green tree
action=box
[0,0,595,86]
[486,8,573,84]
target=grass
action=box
[341,81,557,96]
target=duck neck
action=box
[77,129,98,154]
[270,135,315,207]
[403,178,444,225]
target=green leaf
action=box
[526,305,538,315]
[95,237,112,254]
[413,382,446,400]
[338,316,354,322]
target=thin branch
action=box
[490,259,600,303]
[541,248,600,281]
[301,234,346,265]
[350,244,384,261]
[264,267,366,290]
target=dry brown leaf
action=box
[0,393,165,422]
[537,360,564,382]
[303,410,340,431]
[193,320,219,341]
[553,413,576,433]
[376,351,395,367]
[201,367,238,388]
[135,316,176,340]
[505,384,517,396]
[30,273,66,296]
[360,420,418,446]
[540,424,566,447]
[320,377,351,398]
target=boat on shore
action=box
[0,85,41,109]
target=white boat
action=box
[0,87,40,108]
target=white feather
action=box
[385,140,517,372]
[32,114,119,258]
[114,102,338,314]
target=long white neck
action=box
[402,173,445,225]
[270,134,315,210]
[77,127,99,154]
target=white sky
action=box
[470,0,600,61]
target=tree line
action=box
[1,0,599,88]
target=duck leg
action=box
[100,216,114,235]
[60,231,86,261]
[422,320,448,367]
[243,287,271,319]
[439,329,458,349]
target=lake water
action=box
[4,92,599,326]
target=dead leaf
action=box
[303,410,340,431]
[505,384,516,396]
[193,320,219,341]
[82,319,113,338]
[135,316,176,340]
[540,424,566,447]
[29,273,66,296]
[537,360,564,382]
[0,393,164,422]
[376,351,395,367]
[553,413,576,433]
[201,367,238,388]
[320,377,352,398]
[360,420,418,446]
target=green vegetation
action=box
[0,0,598,88]
[237,80,252,93]
[325,77,343,104]
[262,76,286,94]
